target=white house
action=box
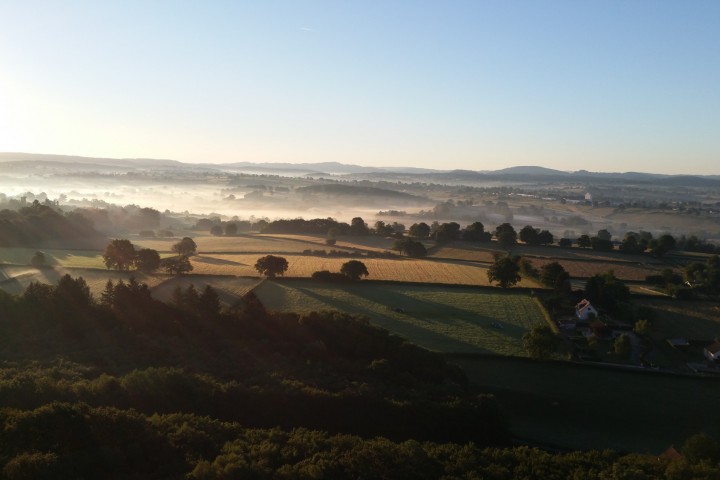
[704,342,720,362]
[575,299,598,321]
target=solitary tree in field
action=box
[31,251,47,268]
[255,255,289,278]
[103,239,136,271]
[487,256,521,288]
[340,260,369,281]
[172,237,197,256]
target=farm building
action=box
[575,299,598,321]
[704,342,720,362]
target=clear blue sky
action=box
[1,1,718,174]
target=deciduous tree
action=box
[103,239,136,271]
[487,256,521,288]
[340,260,369,281]
[255,255,289,278]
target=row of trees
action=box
[102,237,197,274]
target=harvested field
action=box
[192,254,539,287]
[529,258,665,281]
[253,280,547,355]
[133,234,346,254]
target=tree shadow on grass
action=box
[293,284,510,354]
[194,256,246,266]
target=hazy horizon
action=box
[1,2,719,175]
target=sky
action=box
[0,1,719,174]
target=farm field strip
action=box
[252,280,547,355]
[0,265,166,296]
[635,299,720,340]
[191,253,540,287]
[150,276,261,307]
[0,247,106,268]
[132,234,402,254]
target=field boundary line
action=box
[533,297,559,334]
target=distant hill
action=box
[493,166,569,176]
[1,152,717,187]
[295,184,426,201]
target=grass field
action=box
[253,280,547,355]
[0,247,106,268]
[636,299,720,341]
[454,356,720,453]
[0,265,166,296]
[150,275,261,307]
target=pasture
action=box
[0,265,165,296]
[149,275,261,307]
[635,298,720,341]
[454,356,720,453]
[252,280,547,355]
[0,247,106,268]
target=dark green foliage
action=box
[495,223,517,247]
[408,222,431,239]
[172,237,197,255]
[0,201,98,247]
[350,217,370,235]
[584,271,630,311]
[161,255,193,275]
[433,222,461,243]
[254,255,289,277]
[540,262,570,292]
[463,221,492,242]
[522,325,558,359]
[263,218,351,235]
[103,239,136,271]
[487,256,521,288]
[577,234,591,248]
[590,236,614,251]
[134,248,161,272]
[393,238,427,257]
[340,260,369,280]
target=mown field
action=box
[191,253,539,287]
[454,356,720,453]
[252,280,547,355]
